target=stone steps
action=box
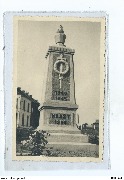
[47,132,88,143]
[47,129,81,134]
[41,126,81,134]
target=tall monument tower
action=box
[39,25,79,132]
[38,26,97,156]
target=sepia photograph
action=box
[12,16,106,162]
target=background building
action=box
[77,120,99,137]
[92,120,99,131]
[16,87,40,129]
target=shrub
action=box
[17,129,49,156]
[88,134,99,145]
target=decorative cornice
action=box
[45,46,75,59]
[38,103,78,111]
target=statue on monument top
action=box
[57,25,64,33]
[55,25,66,46]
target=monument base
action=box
[39,126,99,157]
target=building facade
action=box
[16,87,40,129]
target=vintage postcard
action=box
[11,15,107,163]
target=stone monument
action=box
[38,26,97,155]
[39,25,79,132]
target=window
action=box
[23,100,25,111]
[16,113,18,121]
[27,116,29,126]
[16,113,18,127]
[16,98,18,109]
[22,114,24,126]
[27,103,30,112]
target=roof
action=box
[17,87,40,105]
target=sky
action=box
[17,19,101,125]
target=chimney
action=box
[17,87,21,91]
